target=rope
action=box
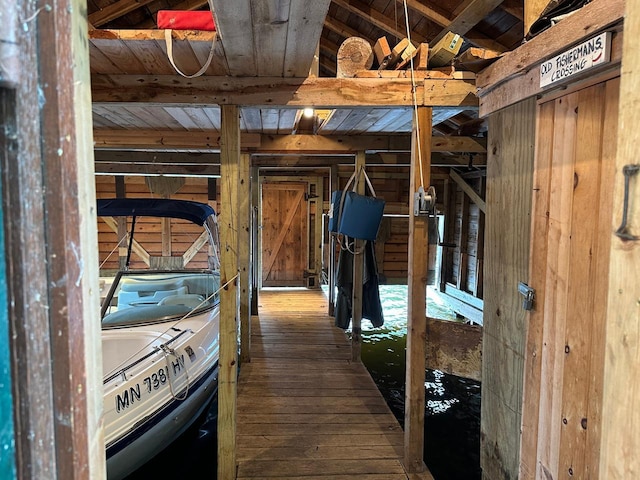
[402,0,426,190]
[99,231,127,269]
[103,273,239,381]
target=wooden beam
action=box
[88,0,156,27]
[217,105,240,480]
[450,169,486,212]
[255,135,484,154]
[323,15,367,41]
[480,26,623,116]
[404,106,431,474]
[332,0,426,43]
[398,0,450,27]
[599,0,640,474]
[525,0,553,37]
[91,75,479,108]
[431,0,505,46]
[95,163,221,176]
[425,317,482,381]
[101,216,151,266]
[92,131,261,150]
[477,0,624,96]
[93,131,486,154]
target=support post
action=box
[4,2,104,478]
[328,165,339,316]
[250,166,259,315]
[351,151,366,362]
[404,106,432,473]
[599,2,640,475]
[239,153,251,363]
[217,105,240,480]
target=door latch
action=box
[518,282,535,311]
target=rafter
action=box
[89,0,156,28]
[332,0,426,43]
[431,0,507,46]
[397,0,450,27]
[324,15,368,41]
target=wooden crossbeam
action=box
[92,132,486,153]
[101,217,151,266]
[91,75,478,108]
[449,169,486,213]
[323,15,366,41]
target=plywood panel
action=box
[482,97,535,480]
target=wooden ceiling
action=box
[87,0,523,143]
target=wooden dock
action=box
[236,288,433,479]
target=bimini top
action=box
[97,198,215,226]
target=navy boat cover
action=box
[97,198,215,226]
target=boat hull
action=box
[106,361,219,480]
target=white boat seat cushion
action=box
[158,294,206,308]
[117,286,188,309]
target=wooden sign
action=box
[540,32,612,87]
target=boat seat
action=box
[158,294,206,308]
[117,286,188,310]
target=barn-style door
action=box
[520,77,619,480]
[260,181,309,287]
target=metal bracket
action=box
[413,186,436,217]
[518,282,535,311]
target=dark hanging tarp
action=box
[334,240,384,329]
[97,198,215,225]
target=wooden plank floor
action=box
[236,288,433,480]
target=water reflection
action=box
[357,285,482,480]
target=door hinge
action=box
[518,282,535,311]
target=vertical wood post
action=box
[250,166,259,315]
[404,106,432,473]
[239,153,251,363]
[4,1,104,478]
[218,105,240,480]
[351,151,366,362]
[328,165,338,316]
[599,4,640,476]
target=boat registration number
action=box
[115,354,186,413]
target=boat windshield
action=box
[101,271,220,328]
[97,198,222,328]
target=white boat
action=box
[98,199,221,480]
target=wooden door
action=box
[519,78,619,480]
[261,182,308,287]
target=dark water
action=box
[124,285,481,479]
[359,285,482,480]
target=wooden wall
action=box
[481,97,536,480]
[520,78,619,480]
[599,4,640,475]
[96,176,213,272]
